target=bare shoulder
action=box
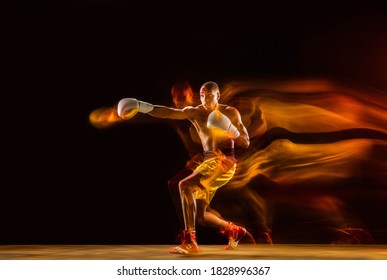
[182,105,195,111]
[219,104,240,115]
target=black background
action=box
[4,0,387,244]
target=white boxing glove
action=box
[117,98,154,119]
[207,110,240,138]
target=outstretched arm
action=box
[148,105,189,120]
[117,98,190,120]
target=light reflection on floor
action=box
[0,244,386,260]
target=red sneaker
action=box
[169,230,200,255]
[221,222,251,250]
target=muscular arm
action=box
[148,105,192,120]
[117,98,193,121]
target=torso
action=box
[187,104,234,152]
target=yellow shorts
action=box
[193,154,236,202]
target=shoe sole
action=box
[225,228,256,250]
[168,246,199,255]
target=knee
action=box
[178,179,191,194]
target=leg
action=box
[179,172,231,231]
[196,192,257,250]
[167,167,193,232]
[169,155,254,254]
[168,172,203,254]
[196,156,255,249]
[195,195,254,250]
[196,199,228,229]
[179,172,203,231]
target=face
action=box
[200,86,219,111]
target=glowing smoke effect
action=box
[89,77,387,243]
[219,78,387,188]
[211,78,387,243]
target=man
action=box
[167,82,222,235]
[117,81,251,254]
